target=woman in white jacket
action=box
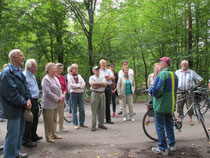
[68,63,88,130]
[117,66,135,122]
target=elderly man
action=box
[99,59,115,124]
[175,60,203,126]
[149,57,178,156]
[118,60,134,115]
[0,49,32,158]
[89,66,107,131]
[22,59,42,148]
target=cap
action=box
[157,56,171,66]
[92,66,100,71]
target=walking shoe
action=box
[118,111,123,115]
[131,118,135,122]
[22,141,37,147]
[98,125,108,130]
[16,152,28,158]
[106,120,114,124]
[170,145,176,151]
[52,135,62,139]
[123,117,127,122]
[46,138,54,143]
[80,124,88,128]
[59,128,67,132]
[113,113,119,118]
[91,126,96,132]
[189,120,194,126]
[32,136,43,142]
[74,126,79,130]
[152,147,168,156]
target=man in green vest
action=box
[149,57,178,156]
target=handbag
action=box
[23,109,34,122]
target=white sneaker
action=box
[123,117,127,122]
[152,147,168,156]
[131,118,135,122]
[170,145,176,151]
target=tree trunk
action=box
[187,1,193,67]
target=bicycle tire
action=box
[63,102,72,123]
[38,101,42,118]
[199,98,209,115]
[194,106,209,139]
[142,109,158,142]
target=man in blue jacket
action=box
[149,57,178,156]
[0,49,32,158]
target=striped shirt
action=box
[175,69,203,90]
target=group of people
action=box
[0,49,136,158]
[0,48,206,158]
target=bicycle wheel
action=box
[142,109,158,141]
[194,106,209,139]
[64,101,72,123]
[199,98,209,115]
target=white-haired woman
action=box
[67,63,87,130]
[41,63,63,143]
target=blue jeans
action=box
[71,94,85,126]
[0,95,3,119]
[3,116,25,158]
[154,113,175,151]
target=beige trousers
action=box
[177,93,194,117]
[57,102,64,129]
[91,92,105,127]
[122,94,134,119]
[43,108,57,140]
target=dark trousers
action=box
[112,93,117,113]
[105,85,112,122]
[23,99,39,142]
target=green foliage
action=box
[0,0,209,94]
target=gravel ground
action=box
[0,103,210,158]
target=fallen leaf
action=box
[92,144,96,146]
[114,153,118,155]
[110,144,116,147]
[108,155,112,157]
[96,156,100,158]
[128,155,135,158]
[181,152,185,155]
[192,144,196,147]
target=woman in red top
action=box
[56,63,68,132]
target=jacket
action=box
[68,74,85,93]
[41,74,62,109]
[0,63,31,119]
[149,67,178,114]
[117,74,135,96]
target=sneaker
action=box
[152,147,168,156]
[131,118,135,122]
[118,111,123,115]
[123,117,127,122]
[113,113,119,118]
[170,145,176,151]
[74,126,79,130]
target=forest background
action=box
[0,0,209,98]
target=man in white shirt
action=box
[89,66,107,131]
[118,60,134,115]
[99,59,115,124]
[175,60,203,126]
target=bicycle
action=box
[142,85,210,142]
